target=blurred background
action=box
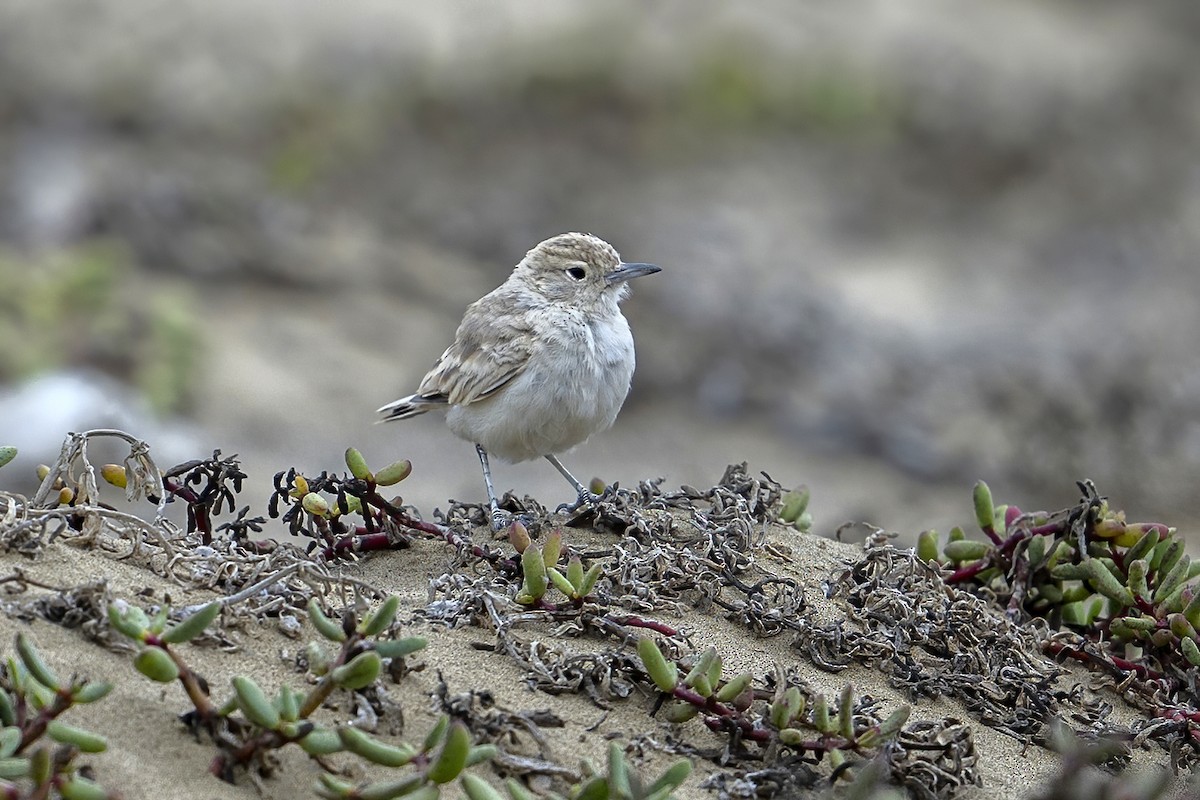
[1,0,1198,539]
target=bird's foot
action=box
[555,485,613,515]
[490,507,511,532]
[490,507,536,532]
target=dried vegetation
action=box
[0,432,1195,799]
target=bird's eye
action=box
[566,267,586,280]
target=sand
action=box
[0,453,1189,800]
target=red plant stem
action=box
[138,639,222,730]
[298,636,365,719]
[980,505,1025,546]
[672,685,767,741]
[362,492,518,573]
[1155,708,1200,743]
[16,693,72,753]
[321,532,395,560]
[946,560,990,584]
[365,491,447,537]
[672,685,853,752]
[162,477,212,542]
[1157,706,1200,724]
[946,516,1086,585]
[1043,640,1163,681]
[700,714,771,742]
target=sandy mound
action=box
[0,432,1191,800]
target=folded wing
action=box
[378,298,533,421]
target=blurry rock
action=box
[0,370,201,493]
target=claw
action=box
[556,486,610,515]
[491,508,537,532]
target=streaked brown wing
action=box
[415,298,533,407]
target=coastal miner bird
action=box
[378,232,661,530]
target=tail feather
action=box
[377,393,445,422]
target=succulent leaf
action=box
[307,598,348,643]
[916,530,939,562]
[0,727,19,758]
[1181,636,1200,667]
[780,487,810,523]
[425,720,471,784]
[15,633,58,690]
[1153,553,1191,603]
[331,651,382,690]
[465,744,497,767]
[162,601,222,645]
[358,777,427,800]
[877,706,911,739]
[607,742,631,799]
[636,638,677,693]
[299,728,344,755]
[542,530,563,569]
[1127,559,1150,601]
[837,684,855,741]
[461,774,506,800]
[276,684,300,722]
[0,756,29,780]
[373,459,413,486]
[715,672,754,703]
[337,726,417,767]
[547,568,576,598]
[233,676,281,730]
[943,540,989,563]
[663,700,701,723]
[972,481,994,530]
[134,647,180,683]
[1124,527,1161,565]
[358,595,401,637]
[59,776,111,800]
[374,636,428,660]
[421,715,450,753]
[46,721,107,753]
[345,447,372,481]
[302,492,331,518]
[683,647,718,692]
[1081,559,1135,607]
[645,760,692,799]
[507,521,530,554]
[778,727,805,746]
[520,547,548,601]
[504,779,535,800]
[566,557,585,591]
[576,563,603,598]
[812,693,831,733]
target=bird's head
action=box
[514,232,660,308]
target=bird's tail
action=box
[376,393,444,422]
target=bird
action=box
[377,232,661,530]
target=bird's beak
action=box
[606,262,661,285]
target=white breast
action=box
[446,309,636,462]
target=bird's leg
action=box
[475,444,508,531]
[545,454,607,514]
